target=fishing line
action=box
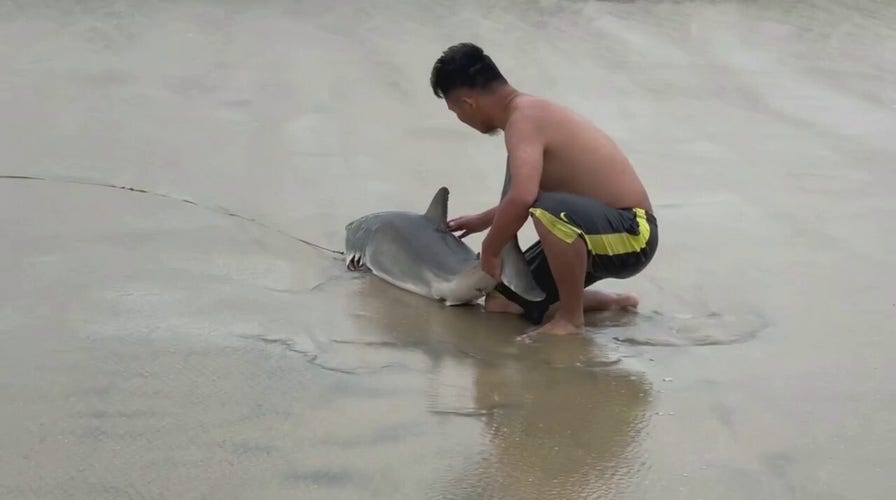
[0,175,345,257]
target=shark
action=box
[343,186,545,307]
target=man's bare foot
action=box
[483,294,524,314]
[583,290,640,312]
[530,317,585,336]
[615,293,639,310]
[537,293,640,323]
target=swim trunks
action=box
[494,191,658,325]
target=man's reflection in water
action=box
[348,278,653,500]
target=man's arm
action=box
[481,114,544,260]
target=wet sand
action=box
[1,1,894,499]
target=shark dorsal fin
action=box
[424,186,449,228]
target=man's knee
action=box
[530,215,586,257]
[528,211,547,235]
[528,209,586,250]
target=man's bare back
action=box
[505,95,653,213]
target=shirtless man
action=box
[428,42,659,336]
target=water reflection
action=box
[347,276,653,499]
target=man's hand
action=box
[447,209,494,239]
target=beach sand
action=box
[1,1,894,498]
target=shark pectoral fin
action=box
[499,237,546,302]
[423,186,450,229]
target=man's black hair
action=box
[430,42,508,99]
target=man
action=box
[429,42,658,335]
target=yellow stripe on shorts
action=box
[529,207,651,256]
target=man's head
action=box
[430,43,512,135]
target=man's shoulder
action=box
[512,95,553,115]
[506,97,556,136]
[513,95,583,126]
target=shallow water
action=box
[1,1,895,499]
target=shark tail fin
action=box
[499,237,546,302]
